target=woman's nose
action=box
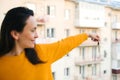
[35,32,38,38]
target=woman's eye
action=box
[31,29,35,32]
[31,27,37,32]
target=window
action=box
[113,75,117,80]
[47,5,55,17]
[79,48,82,56]
[47,28,55,38]
[117,60,120,68]
[92,29,97,34]
[103,70,107,74]
[113,15,118,23]
[92,64,97,75]
[64,68,70,76]
[115,30,118,40]
[64,9,70,20]
[79,66,81,74]
[92,47,97,60]
[82,47,85,60]
[79,66,85,79]
[104,22,107,27]
[65,29,70,37]
[104,50,107,58]
[47,6,50,15]
[79,29,85,34]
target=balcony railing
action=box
[75,56,103,66]
[36,15,49,26]
[112,22,120,29]
[74,75,104,80]
[75,17,105,28]
[112,69,120,74]
[112,42,120,59]
[79,38,98,47]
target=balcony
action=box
[112,42,120,59]
[112,23,120,29]
[36,16,49,26]
[112,60,120,71]
[37,18,45,26]
[79,38,98,47]
[112,38,119,43]
[112,69,120,74]
[74,3,105,28]
[75,56,103,66]
[74,75,103,80]
[75,18,105,28]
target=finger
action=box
[98,42,99,45]
[96,35,99,38]
[93,38,99,41]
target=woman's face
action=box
[16,16,38,48]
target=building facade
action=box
[0,0,120,80]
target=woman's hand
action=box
[88,33,100,42]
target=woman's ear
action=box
[10,30,20,40]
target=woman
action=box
[0,7,99,80]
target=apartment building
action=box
[110,5,120,80]
[73,1,110,80]
[0,0,120,80]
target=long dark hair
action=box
[0,7,43,64]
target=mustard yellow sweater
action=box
[0,33,88,80]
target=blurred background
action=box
[0,0,120,80]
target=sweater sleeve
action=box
[35,33,88,63]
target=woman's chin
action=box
[26,44,35,48]
[30,45,35,48]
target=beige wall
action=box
[1,0,120,80]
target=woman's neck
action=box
[6,46,24,56]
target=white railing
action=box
[75,56,103,66]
